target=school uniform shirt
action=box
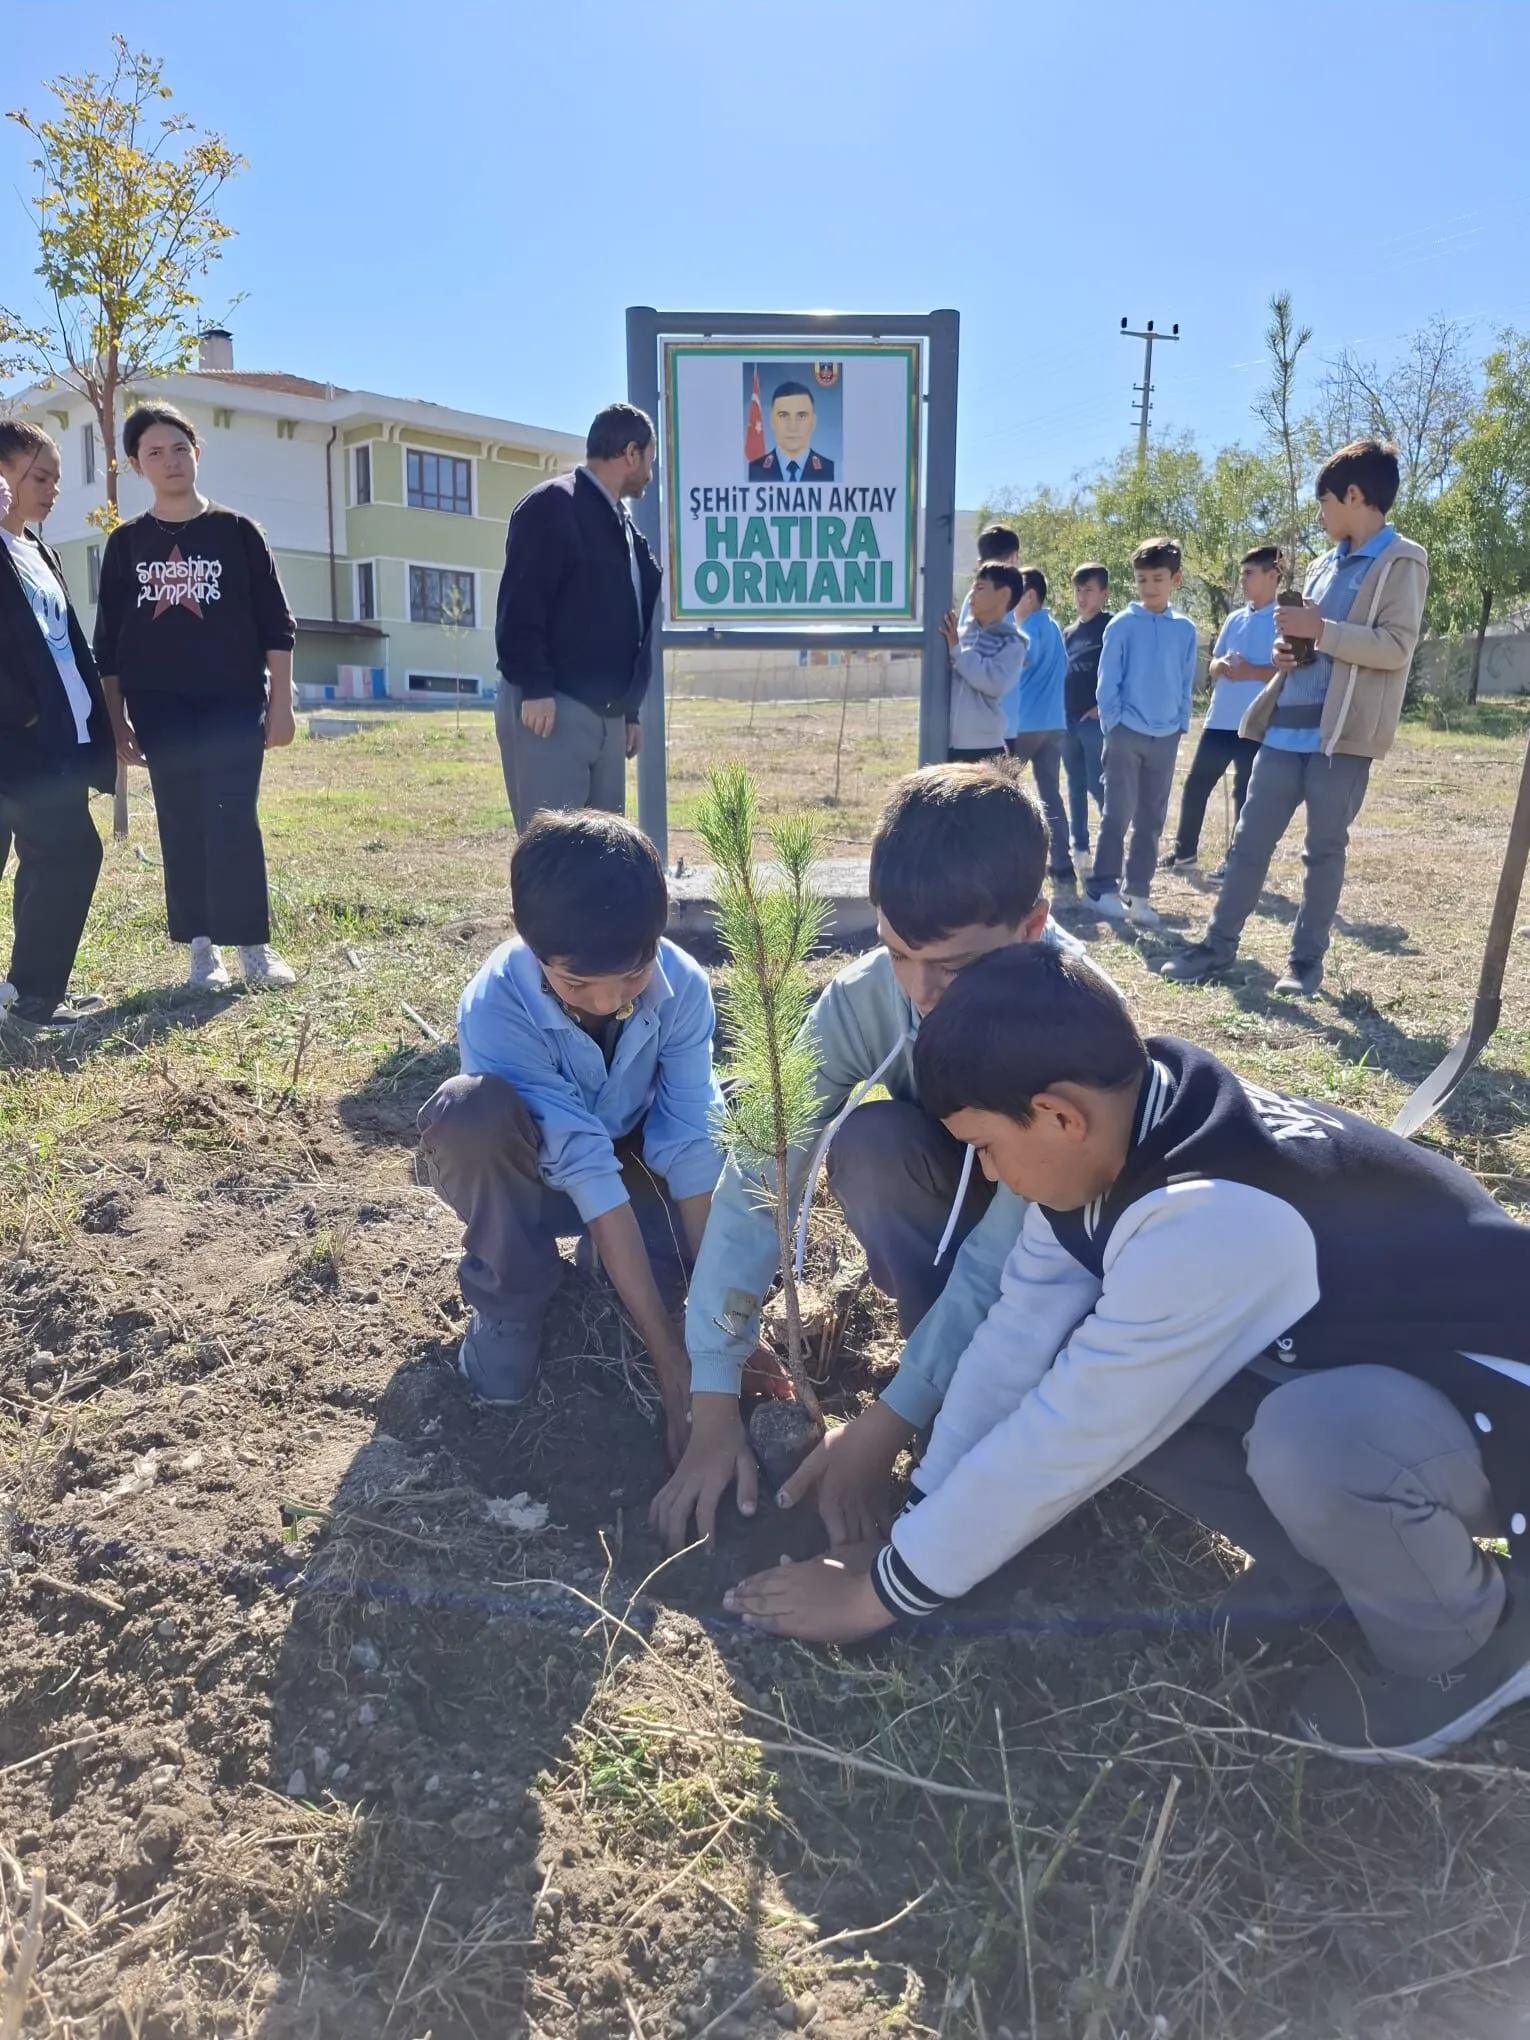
[873,1036,1530,1618]
[1264,526,1397,754]
[456,936,724,1222]
[1004,605,1068,738]
[0,529,93,742]
[1095,604,1198,737]
[1204,601,1277,732]
[93,505,296,700]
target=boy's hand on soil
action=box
[649,1392,758,1549]
[778,1401,914,1547]
[724,1555,895,1642]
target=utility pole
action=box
[1120,317,1180,460]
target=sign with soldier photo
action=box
[661,339,921,624]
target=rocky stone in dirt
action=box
[348,1637,382,1673]
[747,1400,821,1489]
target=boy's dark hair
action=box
[1315,437,1400,513]
[0,420,56,468]
[1019,566,1048,606]
[1072,562,1109,590]
[974,562,1023,608]
[123,403,199,460]
[869,764,1047,945]
[586,403,655,462]
[976,523,1021,562]
[914,944,1146,1125]
[1240,544,1281,571]
[510,812,667,974]
[1131,535,1182,574]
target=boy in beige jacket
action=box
[1163,440,1428,997]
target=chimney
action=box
[198,327,234,373]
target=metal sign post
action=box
[626,306,959,860]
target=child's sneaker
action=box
[187,937,231,990]
[457,1308,543,1407]
[1292,1568,1530,1762]
[1086,890,1128,922]
[1126,895,1161,930]
[237,944,297,989]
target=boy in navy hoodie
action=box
[1084,538,1198,930]
[728,944,1530,1765]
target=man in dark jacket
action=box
[495,404,664,829]
[0,423,115,1028]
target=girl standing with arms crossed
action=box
[94,404,299,989]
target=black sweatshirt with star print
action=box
[94,505,296,700]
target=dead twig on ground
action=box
[0,1870,45,2040]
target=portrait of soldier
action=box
[748,380,836,481]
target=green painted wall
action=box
[370,440,404,504]
[273,549,335,620]
[477,459,544,522]
[342,504,503,571]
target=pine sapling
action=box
[696,764,828,1423]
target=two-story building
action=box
[8,330,585,703]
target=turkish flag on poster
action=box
[745,367,765,464]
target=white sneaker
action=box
[1126,895,1162,930]
[187,937,231,990]
[1088,891,1128,922]
[0,981,16,1014]
[237,944,297,989]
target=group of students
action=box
[421,770,1530,1766]
[944,436,1429,998]
[0,407,298,1029]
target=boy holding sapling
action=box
[654,761,1098,1550]
[418,812,722,1458]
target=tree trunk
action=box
[1469,587,1493,705]
[101,367,129,839]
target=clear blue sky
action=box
[3,0,1528,508]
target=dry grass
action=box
[1,700,1529,2039]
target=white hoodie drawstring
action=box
[792,1032,912,1279]
[932,1143,976,1266]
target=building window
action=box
[354,444,372,505]
[408,566,475,628]
[406,449,471,516]
[408,672,481,696]
[81,423,97,485]
[87,544,102,603]
[355,561,376,621]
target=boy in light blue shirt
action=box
[1162,544,1281,876]
[1004,569,1076,887]
[417,811,722,1451]
[1085,536,1199,928]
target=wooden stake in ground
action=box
[695,764,828,1421]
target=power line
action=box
[1120,317,1180,459]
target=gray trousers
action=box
[1134,1365,1504,1675]
[417,1072,687,1323]
[494,686,627,832]
[1088,725,1181,899]
[1007,731,1074,879]
[1203,745,1371,966]
[825,1098,995,1336]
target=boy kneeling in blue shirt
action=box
[419,813,722,1459]
[729,943,1530,1763]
